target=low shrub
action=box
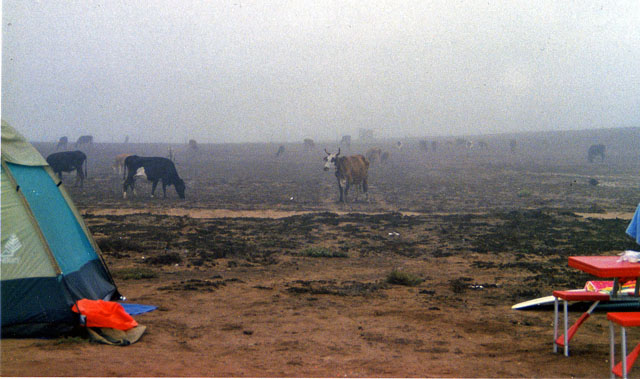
[112,267,158,280]
[386,270,423,286]
[300,247,348,258]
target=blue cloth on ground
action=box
[120,303,157,316]
[626,203,640,245]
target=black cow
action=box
[123,156,185,199]
[588,144,606,163]
[46,150,87,187]
[56,136,68,150]
[75,135,93,147]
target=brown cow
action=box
[323,148,369,203]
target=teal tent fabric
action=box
[7,163,97,274]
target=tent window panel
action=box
[1,168,57,279]
[5,163,98,274]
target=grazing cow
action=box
[419,140,428,153]
[395,141,403,150]
[46,150,87,187]
[465,140,473,150]
[588,144,606,163]
[303,138,315,151]
[380,151,390,164]
[455,138,467,148]
[340,135,351,149]
[75,135,93,147]
[509,139,517,154]
[56,136,68,150]
[112,153,133,175]
[275,145,285,157]
[366,147,382,166]
[188,139,198,151]
[323,148,369,203]
[123,155,185,199]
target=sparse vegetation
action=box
[112,267,157,280]
[386,270,423,286]
[299,247,348,258]
[516,189,531,197]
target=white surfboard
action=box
[512,295,557,310]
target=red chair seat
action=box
[608,312,640,327]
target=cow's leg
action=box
[336,178,344,203]
[123,177,131,199]
[342,179,349,203]
[362,178,369,202]
[151,180,159,198]
[161,179,167,198]
[345,182,351,203]
[77,167,85,187]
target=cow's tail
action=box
[84,156,88,178]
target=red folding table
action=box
[566,256,640,378]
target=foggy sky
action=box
[2,1,639,144]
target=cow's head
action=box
[323,148,340,171]
[175,178,186,199]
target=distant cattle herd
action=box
[47,134,612,202]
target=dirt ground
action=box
[3,129,640,377]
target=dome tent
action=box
[1,120,120,337]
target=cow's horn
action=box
[337,148,340,156]
[324,148,330,155]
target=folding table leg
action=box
[610,322,615,379]
[612,340,640,378]
[555,300,600,357]
[622,327,627,379]
[564,300,569,356]
[553,297,559,353]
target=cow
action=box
[340,135,351,149]
[303,138,315,151]
[509,139,517,154]
[431,140,437,152]
[275,145,285,157]
[123,155,185,199]
[75,135,93,147]
[46,150,87,187]
[588,144,606,163]
[395,141,403,150]
[56,136,68,150]
[366,147,382,166]
[188,139,198,151]
[323,148,369,203]
[477,140,488,150]
[380,151,390,164]
[112,153,133,175]
[419,140,428,153]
